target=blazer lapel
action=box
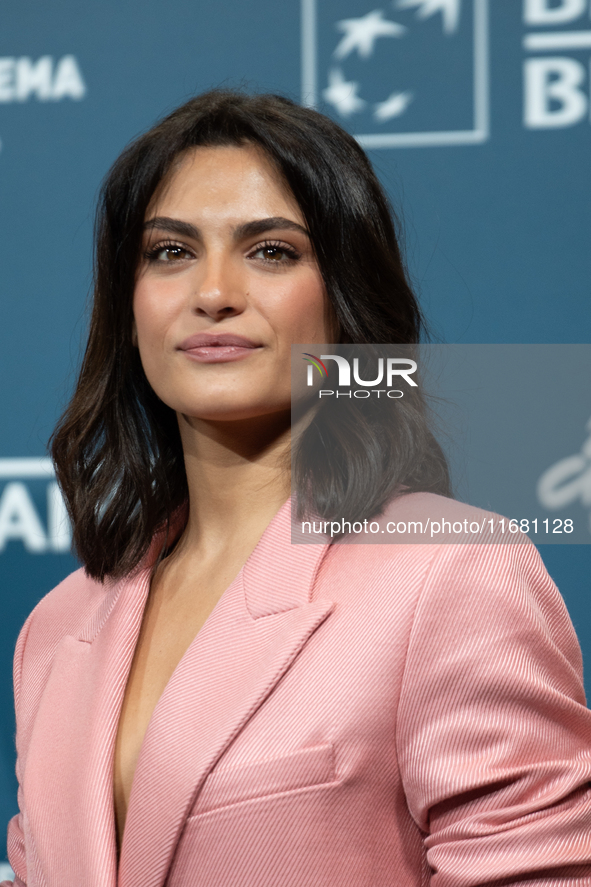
[23,566,152,887]
[118,500,333,887]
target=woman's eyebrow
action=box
[143,217,200,239]
[233,217,309,239]
[143,216,309,241]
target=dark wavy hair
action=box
[50,89,450,580]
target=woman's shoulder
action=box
[320,493,584,686]
[382,489,509,528]
[322,492,573,642]
[25,567,112,638]
[323,490,534,556]
[15,568,119,685]
[379,492,551,590]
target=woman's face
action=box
[133,144,334,424]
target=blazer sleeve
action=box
[3,609,38,887]
[396,540,591,887]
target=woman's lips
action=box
[178,334,261,364]
[184,345,258,363]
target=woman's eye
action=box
[259,246,285,261]
[251,243,299,263]
[146,244,192,262]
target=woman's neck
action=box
[174,410,292,561]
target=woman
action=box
[4,90,591,887]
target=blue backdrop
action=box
[1,0,590,864]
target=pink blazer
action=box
[4,494,591,887]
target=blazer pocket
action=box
[192,743,336,815]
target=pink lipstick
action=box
[178,333,261,364]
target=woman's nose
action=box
[190,255,247,320]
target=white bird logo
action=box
[334,9,406,60]
[323,1,463,121]
[374,91,414,119]
[322,69,367,117]
[396,0,461,35]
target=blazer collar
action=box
[118,498,334,887]
[243,496,331,617]
[22,565,152,887]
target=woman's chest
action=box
[21,554,427,887]
[113,572,228,843]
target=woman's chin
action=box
[177,402,292,426]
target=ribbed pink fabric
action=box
[3,493,591,886]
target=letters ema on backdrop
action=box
[0,56,85,103]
